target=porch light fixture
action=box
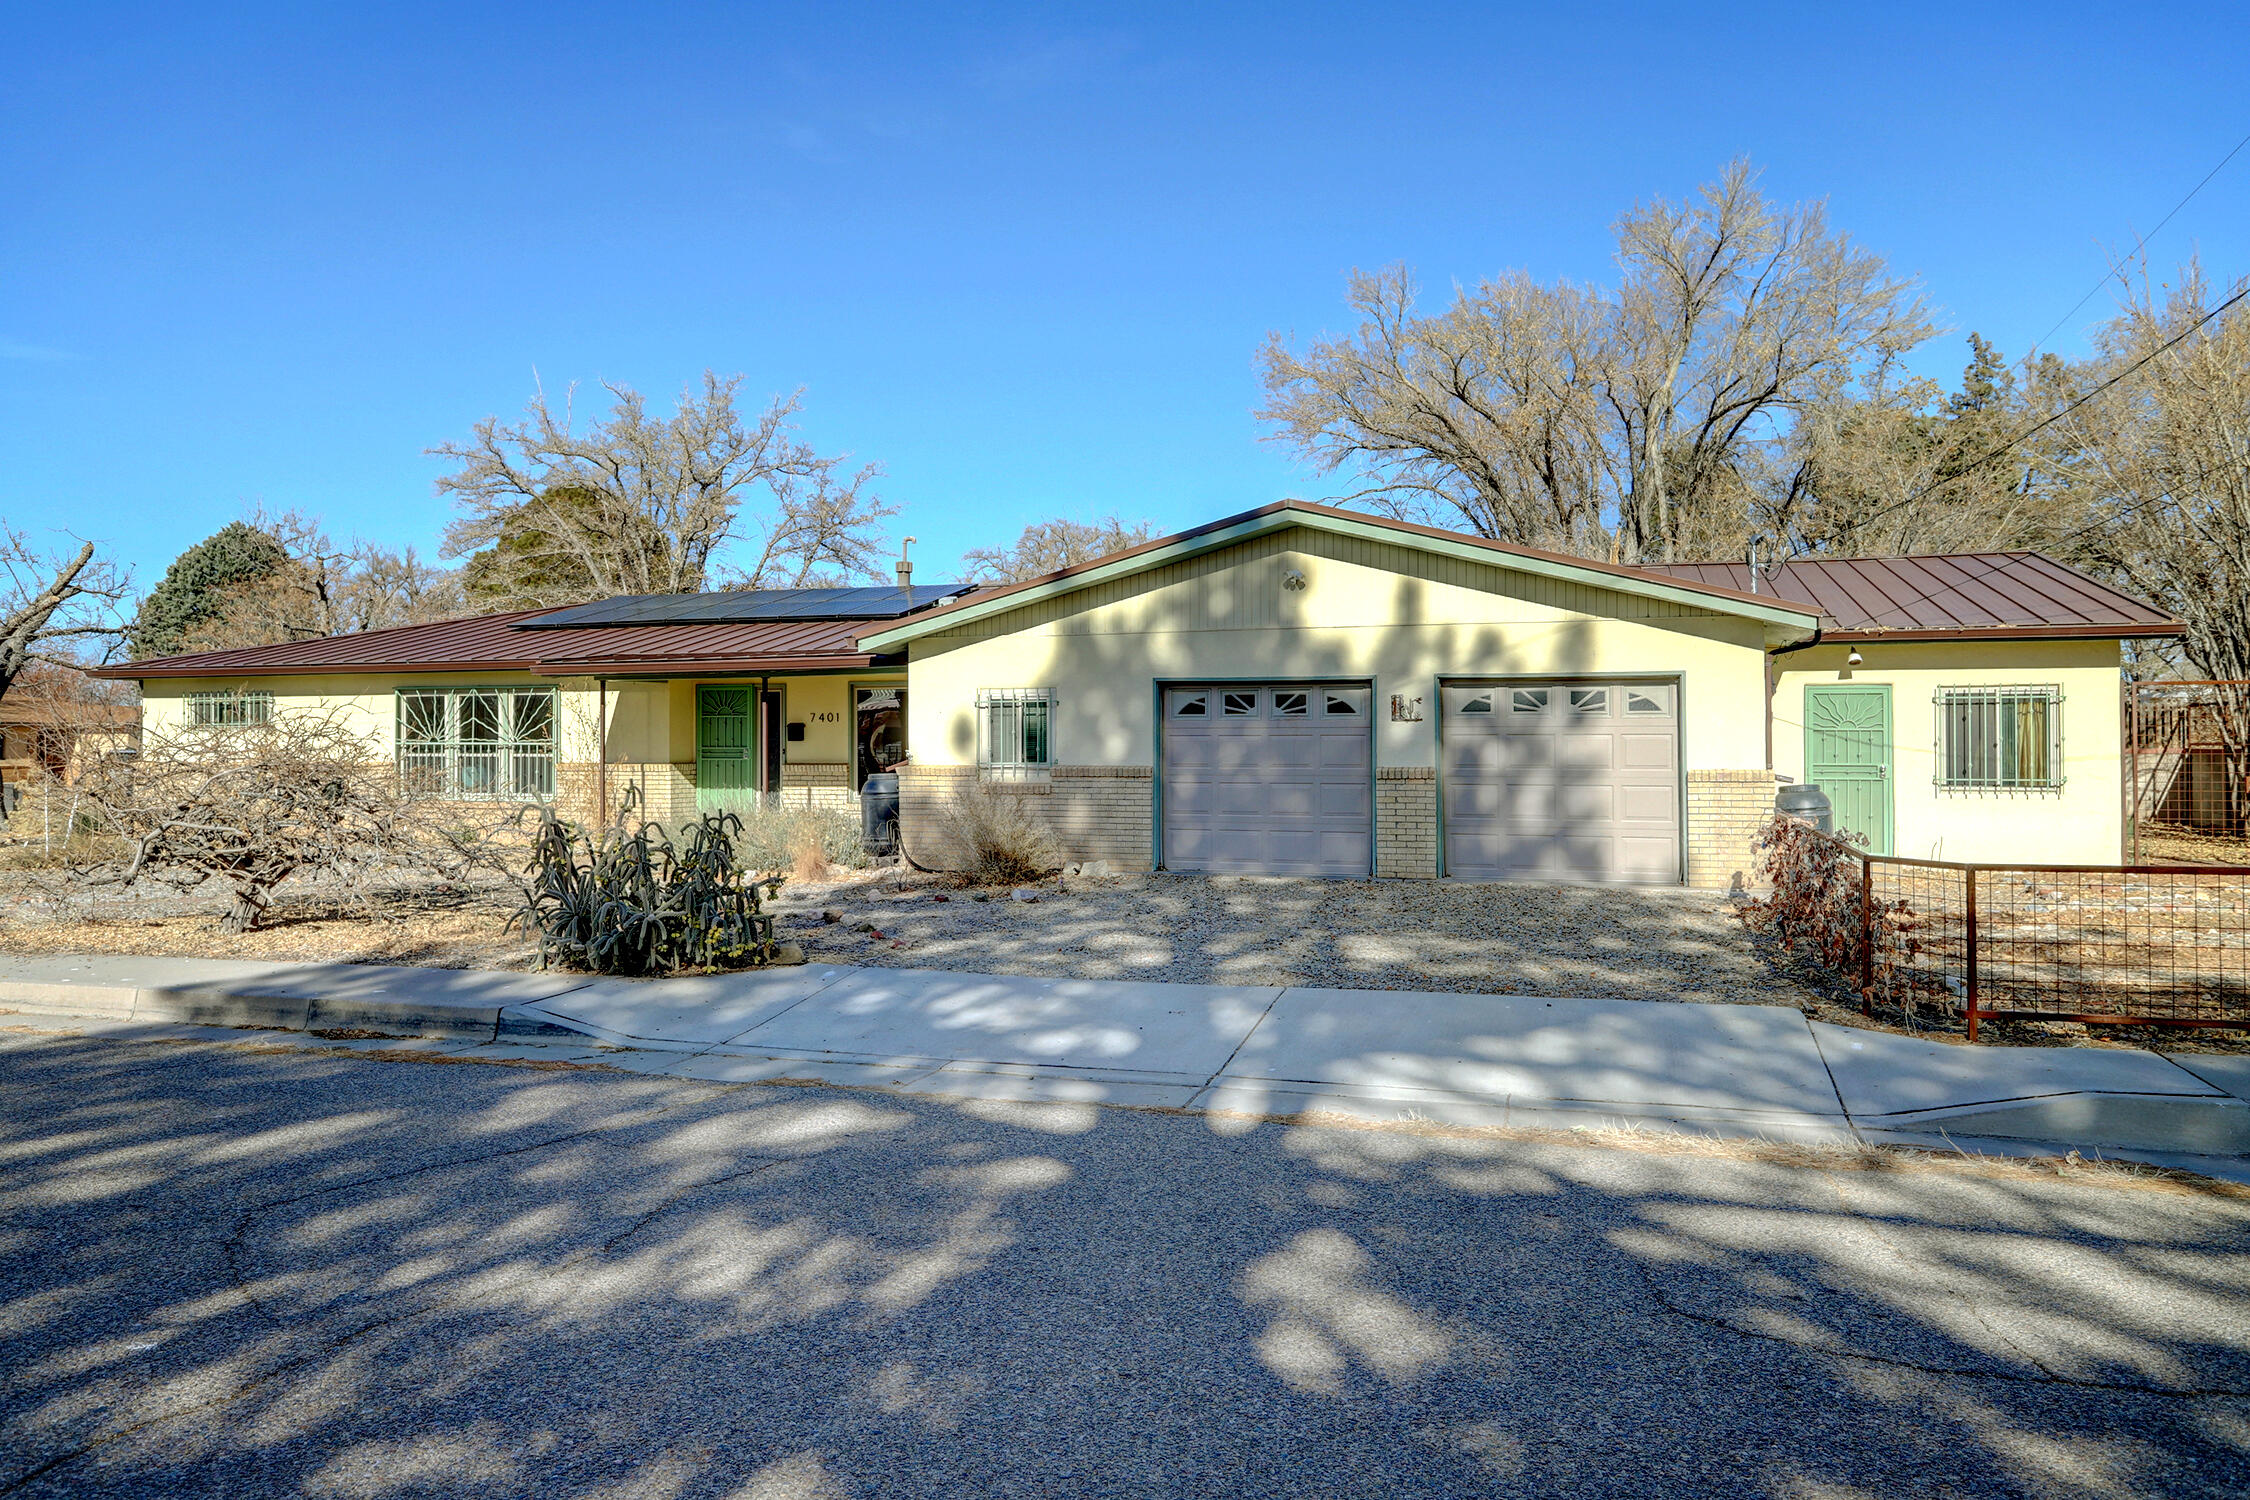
[1846,647,1864,667]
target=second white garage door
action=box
[1162,684,1372,877]
[1443,679,1682,884]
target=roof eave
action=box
[859,502,1820,649]
[96,652,899,681]
[1814,623,2186,643]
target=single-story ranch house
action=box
[102,501,2182,888]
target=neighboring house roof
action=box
[92,608,906,680]
[0,701,140,728]
[1642,554,2181,640]
[857,500,1826,652]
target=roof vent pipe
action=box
[897,536,916,596]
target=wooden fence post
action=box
[1964,868,1981,1044]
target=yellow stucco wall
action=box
[903,525,1778,773]
[138,672,611,760]
[1772,641,2124,864]
[136,670,902,778]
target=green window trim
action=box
[395,686,557,800]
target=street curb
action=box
[0,978,541,1042]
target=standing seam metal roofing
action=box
[90,608,898,678]
[1639,554,2179,636]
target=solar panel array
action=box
[513,584,966,630]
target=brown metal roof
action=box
[93,608,894,680]
[1640,553,2181,639]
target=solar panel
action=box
[513,584,967,630]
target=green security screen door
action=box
[1804,684,1893,854]
[697,687,755,804]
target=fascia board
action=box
[859,507,1820,650]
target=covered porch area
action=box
[575,670,909,828]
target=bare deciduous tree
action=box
[2063,263,2250,829]
[434,372,894,604]
[175,510,469,653]
[1258,161,1933,563]
[961,516,1161,583]
[67,711,416,931]
[1,528,127,706]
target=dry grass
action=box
[942,787,1062,887]
[2137,823,2250,868]
[0,891,538,969]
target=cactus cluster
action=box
[514,806,785,976]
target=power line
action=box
[1787,285,2249,640]
[1842,284,2248,538]
[2023,126,2250,361]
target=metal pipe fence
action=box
[1838,847,2250,1039]
[2127,680,2250,867]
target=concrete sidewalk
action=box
[4,951,2246,1173]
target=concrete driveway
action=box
[1,1033,2245,1498]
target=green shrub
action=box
[513,808,785,976]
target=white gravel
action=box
[770,868,1822,1008]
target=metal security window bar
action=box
[976,689,1053,777]
[1935,686,2062,790]
[188,690,273,727]
[396,687,556,799]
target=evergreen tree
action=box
[130,522,288,658]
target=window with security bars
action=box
[395,687,557,798]
[976,689,1053,776]
[1936,686,2062,790]
[188,690,272,727]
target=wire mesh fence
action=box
[2128,681,2250,867]
[1861,855,2250,1037]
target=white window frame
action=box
[395,686,558,800]
[976,689,1054,780]
[187,690,273,727]
[1934,685,2064,792]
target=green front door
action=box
[1804,684,1893,854]
[697,686,755,809]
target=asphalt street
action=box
[2,1032,2247,1499]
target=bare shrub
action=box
[942,786,1061,887]
[65,711,429,933]
[704,799,867,880]
[1743,814,1919,995]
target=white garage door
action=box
[1163,684,1372,877]
[1443,680,1681,884]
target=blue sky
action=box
[5,2,2247,593]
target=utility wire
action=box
[2023,126,2250,361]
[1771,285,2247,642]
[1840,284,2247,539]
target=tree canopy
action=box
[129,521,288,658]
[961,516,1160,583]
[433,372,894,606]
[1258,161,1934,563]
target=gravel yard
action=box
[771,867,1825,1009]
